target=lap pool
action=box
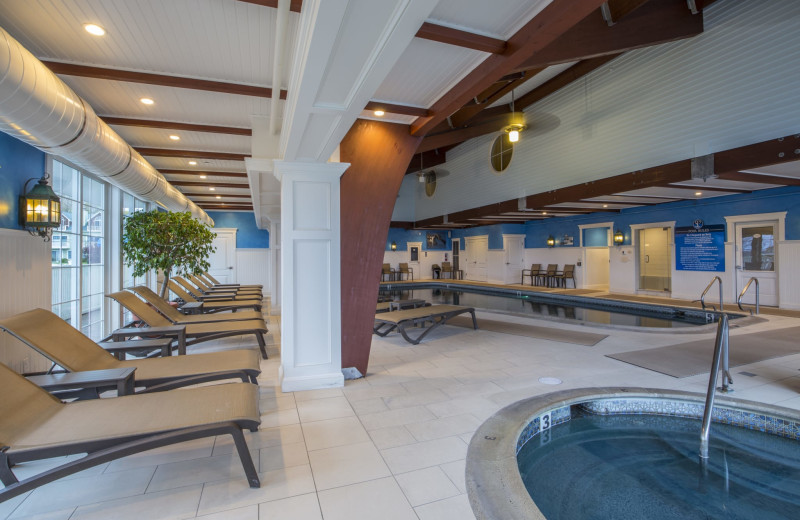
[379,283,723,328]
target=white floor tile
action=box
[258,442,309,473]
[293,387,344,402]
[307,441,390,490]
[296,397,354,423]
[259,408,300,429]
[368,426,417,450]
[381,437,468,475]
[395,466,460,507]
[301,416,371,451]
[317,477,417,520]
[405,414,482,442]
[71,484,202,520]
[359,406,437,431]
[439,459,467,494]
[105,438,215,473]
[415,494,476,519]
[213,424,305,456]
[196,504,258,520]
[258,493,321,520]
[147,450,259,493]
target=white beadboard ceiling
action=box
[111,127,253,154]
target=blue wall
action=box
[386,228,449,252]
[387,186,800,252]
[206,211,269,248]
[0,132,47,230]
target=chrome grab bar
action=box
[700,313,732,459]
[699,276,723,312]
[737,277,759,315]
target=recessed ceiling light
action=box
[373,109,385,117]
[215,195,221,199]
[695,191,702,196]
[199,175,207,179]
[602,204,608,208]
[209,187,215,191]
[140,98,154,105]
[188,161,197,166]
[169,135,180,141]
[84,24,106,36]
[542,211,547,215]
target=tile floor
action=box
[3,302,800,519]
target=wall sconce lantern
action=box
[613,229,625,245]
[546,235,555,248]
[20,174,61,241]
[390,241,397,251]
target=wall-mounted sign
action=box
[675,223,725,272]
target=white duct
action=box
[269,0,290,135]
[0,26,213,226]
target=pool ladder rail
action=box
[699,276,723,312]
[700,313,733,459]
[736,277,760,315]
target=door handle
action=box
[228,266,233,269]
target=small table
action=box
[179,302,204,315]
[111,325,187,355]
[27,367,136,398]
[98,338,173,360]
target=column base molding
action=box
[279,365,344,392]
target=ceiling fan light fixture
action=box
[84,24,106,36]
[140,97,154,105]
[374,109,385,117]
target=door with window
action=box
[407,242,422,280]
[208,229,237,283]
[637,227,671,292]
[451,239,460,271]
[735,222,777,306]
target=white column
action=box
[274,160,349,392]
[269,220,281,315]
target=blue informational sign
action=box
[675,222,725,272]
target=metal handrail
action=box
[737,277,760,315]
[699,276,723,312]
[700,313,732,459]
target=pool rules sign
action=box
[675,220,725,272]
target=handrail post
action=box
[700,313,729,459]
[736,277,760,315]
[699,276,723,312]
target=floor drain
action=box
[539,377,562,385]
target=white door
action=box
[735,221,777,306]
[408,242,422,280]
[637,227,671,292]
[208,229,237,283]
[584,248,610,290]
[465,236,488,281]
[504,235,524,284]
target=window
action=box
[51,160,106,340]
[121,193,150,325]
[489,133,513,173]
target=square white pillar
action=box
[274,160,349,392]
[269,220,281,315]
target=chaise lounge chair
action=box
[173,276,257,301]
[202,272,263,291]
[168,280,263,312]
[188,274,262,297]
[130,286,263,323]
[373,304,478,344]
[0,309,262,389]
[376,299,430,313]
[0,362,260,503]
[106,291,270,359]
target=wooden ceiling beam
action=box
[410,0,607,136]
[101,117,251,136]
[364,101,430,118]
[172,181,249,188]
[236,0,302,13]
[448,68,544,129]
[606,0,652,24]
[666,184,750,194]
[197,205,253,211]
[536,206,621,212]
[136,148,247,161]
[181,193,252,199]
[714,134,800,175]
[42,60,287,99]
[414,22,506,54]
[159,170,247,178]
[404,148,451,175]
[517,0,703,70]
[716,172,800,186]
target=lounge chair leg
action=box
[0,449,18,487]
[230,428,261,488]
[256,333,268,359]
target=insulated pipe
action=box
[0,26,213,226]
[269,0,291,135]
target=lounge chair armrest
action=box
[135,370,252,393]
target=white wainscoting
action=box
[0,229,53,373]
[524,248,585,288]
[236,248,270,291]
[778,241,800,310]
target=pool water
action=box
[517,413,800,519]
[378,287,711,328]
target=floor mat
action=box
[606,326,800,377]
[448,316,607,346]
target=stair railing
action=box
[736,277,760,315]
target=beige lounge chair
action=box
[168,280,262,312]
[130,286,263,323]
[173,276,256,301]
[188,274,262,296]
[107,291,269,359]
[0,362,260,503]
[376,299,430,313]
[203,272,262,290]
[0,308,261,388]
[373,305,477,344]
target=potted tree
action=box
[122,210,216,297]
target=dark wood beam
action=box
[182,193,252,199]
[715,134,800,175]
[666,184,750,194]
[582,198,662,205]
[536,206,621,212]
[198,205,253,211]
[172,181,249,188]
[404,149,451,175]
[410,0,607,136]
[136,148,247,161]
[389,221,415,230]
[418,118,508,153]
[42,60,287,99]
[448,68,544,129]
[415,216,446,228]
[160,169,247,178]
[516,55,621,110]
[101,117,251,136]
[607,0,651,24]
[236,0,302,13]
[340,120,422,376]
[715,172,800,186]
[518,0,703,70]
[415,22,507,54]
[364,101,430,118]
